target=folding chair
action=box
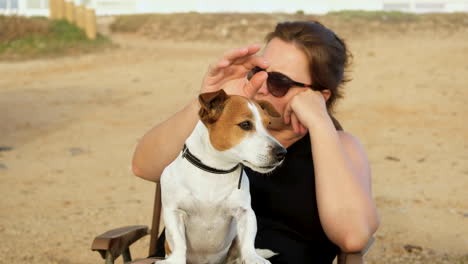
[91,182,374,264]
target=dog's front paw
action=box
[154,255,186,264]
[242,254,271,264]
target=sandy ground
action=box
[1,28,467,264]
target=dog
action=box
[157,89,287,264]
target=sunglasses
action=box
[247,66,314,97]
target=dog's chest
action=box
[180,184,239,255]
[162,157,244,211]
[180,184,236,218]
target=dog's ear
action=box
[198,89,229,124]
[256,100,281,118]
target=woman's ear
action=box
[321,89,331,102]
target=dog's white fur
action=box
[157,97,284,264]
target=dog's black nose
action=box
[273,146,287,161]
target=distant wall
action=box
[1,0,47,16]
[382,0,468,12]
[2,0,468,17]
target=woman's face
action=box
[254,37,314,131]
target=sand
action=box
[0,22,467,263]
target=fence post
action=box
[49,0,56,19]
[65,0,75,23]
[56,0,64,19]
[75,5,85,29]
[70,1,76,23]
[85,8,97,40]
[49,0,97,40]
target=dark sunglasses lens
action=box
[268,73,291,97]
[247,68,292,97]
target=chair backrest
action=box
[148,182,162,256]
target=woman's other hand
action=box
[283,89,332,134]
[201,44,269,99]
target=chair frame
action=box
[91,182,374,264]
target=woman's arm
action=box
[132,44,269,182]
[132,98,200,182]
[284,89,380,252]
[310,118,379,252]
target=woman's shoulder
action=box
[337,130,372,184]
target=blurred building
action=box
[1,0,468,16]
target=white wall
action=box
[383,0,468,12]
[327,0,383,12]
[0,0,18,14]
[143,0,468,13]
[0,0,48,16]
[2,0,468,17]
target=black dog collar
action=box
[182,144,244,189]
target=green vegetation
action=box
[327,10,420,23]
[295,10,305,15]
[0,15,112,60]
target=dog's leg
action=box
[226,236,277,264]
[234,208,271,264]
[225,236,241,264]
[155,208,187,264]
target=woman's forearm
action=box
[308,115,379,252]
[132,98,200,182]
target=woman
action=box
[132,21,379,264]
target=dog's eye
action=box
[238,121,253,131]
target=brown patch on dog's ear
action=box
[256,100,281,118]
[198,89,229,124]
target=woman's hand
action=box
[201,44,269,99]
[283,89,332,134]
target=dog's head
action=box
[198,89,286,173]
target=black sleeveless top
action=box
[246,134,339,264]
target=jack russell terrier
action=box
[157,89,287,264]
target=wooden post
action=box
[75,5,85,29]
[70,2,76,23]
[65,1,75,23]
[65,1,71,22]
[85,8,97,40]
[56,0,64,19]
[49,0,56,19]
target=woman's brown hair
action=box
[265,21,351,115]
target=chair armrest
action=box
[337,237,375,264]
[91,225,149,261]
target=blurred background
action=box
[1,1,467,264]
[2,0,468,15]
